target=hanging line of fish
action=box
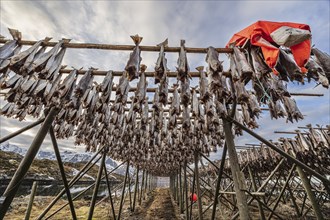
[1,30,330,175]
[202,124,329,175]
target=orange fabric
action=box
[226,21,311,73]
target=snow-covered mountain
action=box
[0,142,117,169]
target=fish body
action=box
[125,35,143,81]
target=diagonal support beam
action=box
[0,107,58,219]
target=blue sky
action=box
[0,1,329,161]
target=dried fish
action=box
[28,39,65,74]
[180,78,191,107]
[159,75,168,106]
[191,87,199,117]
[312,48,330,79]
[249,46,272,77]
[125,34,143,81]
[134,64,147,111]
[275,48,303,82]
[197,66,210,102]
[282,96,304,122]
[177,40,189,81]
[75,68,94,97]
[0,29,21,61]
[233,47,253,83]
[154,39,168,84]
[206,46,223,73]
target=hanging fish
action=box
[177,40,189,81]
[191,87,199,117]
[275,49,303,82]
[197,66,210,103]
[134,64,147,111]
[180,78,191,107]
[154,39,168,84]
[0,28,21,61]
[233,46,254,84]
[282,96,304,123]
[206,46,223,74]
[75,68,94,97]
[159,74,168,106]
[312,48,330,79]
[0,45,22,74]
[125,34,143,81]
[9,38,45,69]
[45,45,68,80]
[249,46,272,77]
[28,39,65,74]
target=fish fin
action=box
[130,34,143,45]
[157,38,168,47]
[44,37,52,42]
[195,66,204,72]
[62,38,71,43]
[8,28,21,40]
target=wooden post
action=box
[24,181,38,220]
[49,126,77,220]
[194,152,203,220]
[222,120,250,220]
[117,161,130,220]
[0,107,58,219]
[296,167,324,220]
[103,162,116,220]
[248,166,265,220]
[132,166,139,212]
[139,169,145,205]
[87,149,107,220]
[183,162,189,220]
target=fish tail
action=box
[130,34,143,45]
[195,66,204,72]
[157,38,168,47]
[44,37,52,42]
[180,39,185,47]
[8,28,21,41]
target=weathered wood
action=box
[24,181,38,220]
[0,38,233,53]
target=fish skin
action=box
[125,35,143,81]
[28,40,64,75]
[45,46,67,80]
[134,65,147,111]
[0,45,22,73]
[154,39,168,84]
[312,48,330,79]
[275,49,303,82]
[206,46,223,73]
[197,66,210,103]
[249,46,272,76]
[75,68,94,97]
[177,40,189,81]
[0,29,21,60]
[180,78,191,107]
[9,39,44,67]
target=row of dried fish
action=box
[223,125,329,174]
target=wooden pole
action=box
[0,38,233,53]
[103,161,116,220]
[117,161,130,220]
[183,162,189,220]
[222,119,250,220]
[132,166,139,212]
[296,167,324,220]
[229,118,330,185]
[194,152,203,220]
[87,149,107,220]
[248,166,265,220]
[0,118,45,144]
[49,127,77,220]
[24,181,38,220]
[0,107,58,220]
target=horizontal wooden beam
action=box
[0,38,233,54]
